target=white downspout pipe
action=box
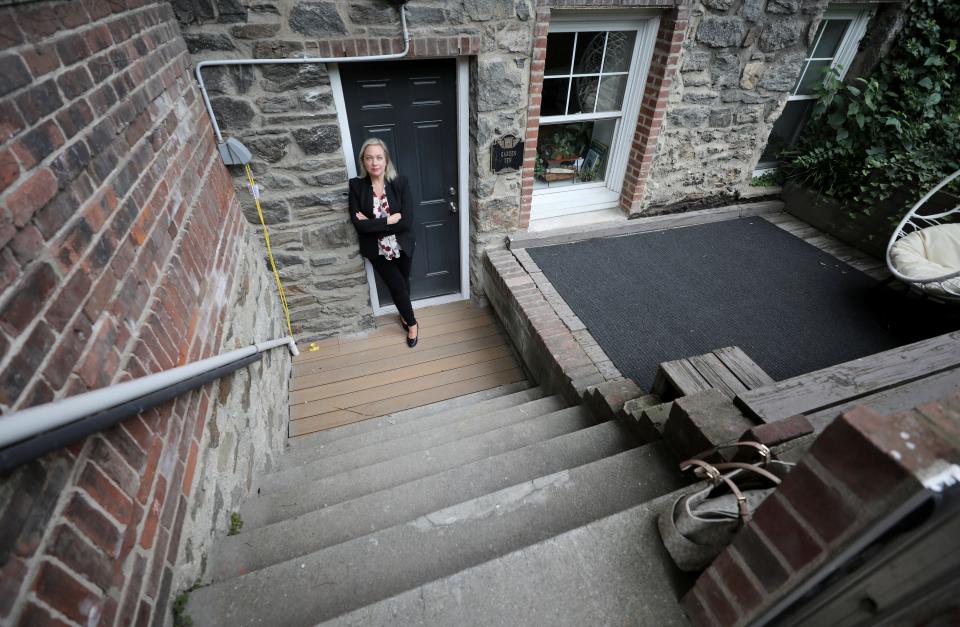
[0,336,298,448]
[195,4,412,146]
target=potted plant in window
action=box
[539,124,590,182]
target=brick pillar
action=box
[681,396,960,626]
[619,5,687,216]
[518,6,550,231]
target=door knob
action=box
[449,201,458,213]
[449,187,456,196]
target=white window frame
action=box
[531,12,660,220]
[754,7,873,173]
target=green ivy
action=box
[782,0,960,215]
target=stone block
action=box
[696,17,747,48]
[210,97,255,130]
[740,0,765,22]
[758,19,802,52]
[702,0,733,11]
[183,33,236,54]
[477,60,522,112]
[292,125,340,155]
[289,2,347,36]
[585,378,643,422]
[663,389,756,462]
[682,50,712,72]
[635,401,672,444]
[244,135,290,163]
[766,0,800,15]
[232,24,280,39]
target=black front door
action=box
[340,59,461,306]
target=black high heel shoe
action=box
[401,320,408,332]
[406,324,418,348]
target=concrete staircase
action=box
[185,382,694,626]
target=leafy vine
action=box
[781,0,960,217]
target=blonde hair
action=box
[357,138,398,181]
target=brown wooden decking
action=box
[287,300,525,438]
[762,212,890,280]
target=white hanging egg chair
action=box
[885,168,960,301]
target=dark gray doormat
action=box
[528,217,950,391]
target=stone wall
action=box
[176,0,534,338]
[642,0,833,211]
[0,2,289,625]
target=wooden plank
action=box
[688,353,749,398]
[651,358,712,398]
[373,299,475,326]
[295,335,340,356]
[289,368,526,436]
[293,312,497,364]
[735,330,960,422]
[290,345,514,405]
[805,367,960,433]
[290,355,520,420]
[356,304,491,342]
[292,323,502,377]
[291,332,507,390]
[713,346,775,389]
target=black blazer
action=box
[348,175,416,260]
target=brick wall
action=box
[0,1,288,625]
[618,5,686,215]
[681,398,960,626]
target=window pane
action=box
[602,31,636,72]
[570,76,598,114]
[812,20,850,58]
[541,77,570,116]
[758,99,815,163]
[596,75,627,112]
[796,59,831,95]
[574,31,605,74]
[534,119,616,189]
[545,32,576,76]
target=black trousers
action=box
[369,252,417,326]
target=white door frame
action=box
[329,57,471,316]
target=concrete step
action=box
[285,381,531,450]
[280,386,546,465]
[318,490,695,627]
[240,405,597,529]
[206,420,640,582]
[260,395,567,490]
[188,443,685,626]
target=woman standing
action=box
[348,138,419,347]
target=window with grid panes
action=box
[535,28,637,190]
[756,9,873,170]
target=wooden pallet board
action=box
[287,303,524,437]
[651,346,774,400]
[736,330,960,422]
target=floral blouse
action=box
[373,190,401,260]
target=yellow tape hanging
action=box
[244,164,294,338]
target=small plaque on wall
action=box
[491,134,524,173]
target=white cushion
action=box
[889,223,960,297]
